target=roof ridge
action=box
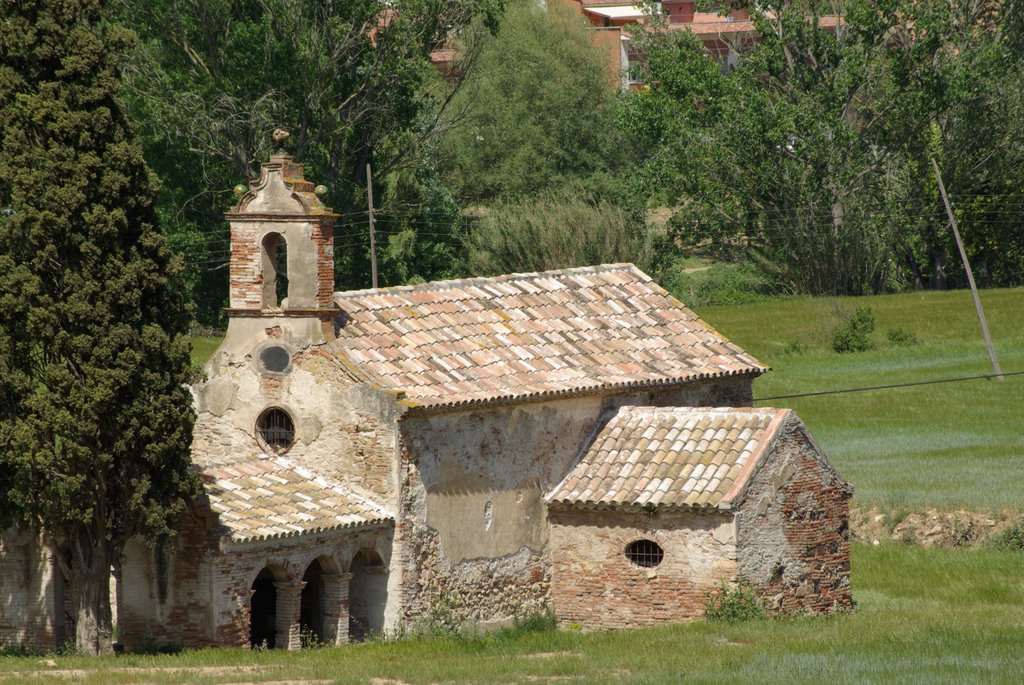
[334,263,643,300]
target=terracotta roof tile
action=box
[333,264,764,409]
[202,458,392,543]
[547,407,790,510]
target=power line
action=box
[755,369,1024,403]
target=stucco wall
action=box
[0,529,63,651]
[393,376,753,627]
[547,507,737,630]
[192,342,397,506]
[736,414,853,614]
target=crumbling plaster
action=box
[548,507,737,630]
[0,529,63,651]
[192,338,398,506]
[392,375,754,627]
[736,413,853,613]
[118,509,393,650]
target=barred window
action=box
[625,539,664,568]
[256,407,295,453]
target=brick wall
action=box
[117,511,392,650]
[548,507,737,630]
[0,529,62,651]
[736,414,853,614]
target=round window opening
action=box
[256,407,295,453]
[625,539,664,568]
[260,345,291,373]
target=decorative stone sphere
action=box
[314,184,329,198]
[233,183,248,196]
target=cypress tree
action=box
[0,0,198,655]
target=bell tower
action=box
[216,134,339,364]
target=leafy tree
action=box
[118,0,503,309]
[623,0,1024,295]
[440,0,631,202]
[0,0,198,655]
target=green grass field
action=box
[696,287,1024,511]
[2,544,1022,683]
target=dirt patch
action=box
[524,652,578,659]
[850,506,1022,548]
[0,665,268,682]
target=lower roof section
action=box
[547,406,791,511]
[201,457,392,544]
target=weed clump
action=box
[831,306,876,353]
[703,581,766,623]
[990,523,1024,552]
[886,326,921,347]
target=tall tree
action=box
[623,0,1024,295]
[118,0,503,305]
[440,0,631,202]
[0,0,198,655]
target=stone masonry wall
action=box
[0,529,62,651]
[192,343,397,505]
[547,507,737,630]
[736,414,853,614]
[393,376,753,629]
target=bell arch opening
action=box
[261,232,289,308]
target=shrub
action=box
[464,187,652,276]
[299,626,324,649]
[418,593,462,638]
[886,327,921,347]
[703,581,766,623]
[782,341,808,356]
[661,260,773,307]
[831,306,876,353]
[990,523,1024,552]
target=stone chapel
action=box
[0,153,852,651]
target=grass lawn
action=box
[2,544,1022,683]
[696,287,1024,511]
[189,337,222,368]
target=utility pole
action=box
[366,163,378,289]
[931,158,1003,380]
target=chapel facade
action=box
[0,154,852,652]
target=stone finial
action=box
[272,128,290,152]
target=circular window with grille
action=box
[625,539,664,568]
[256,407,295,454]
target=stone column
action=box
[273,580,306,651]
[320,572,352,645]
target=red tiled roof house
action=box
[0,154,851,651]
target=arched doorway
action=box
[250,568,278,649]
[349,550,387,642]
[299,560,325,646]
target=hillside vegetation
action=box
[697,287,1024,511]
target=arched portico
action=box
[299,555,348,646]
[348,549,388,642]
